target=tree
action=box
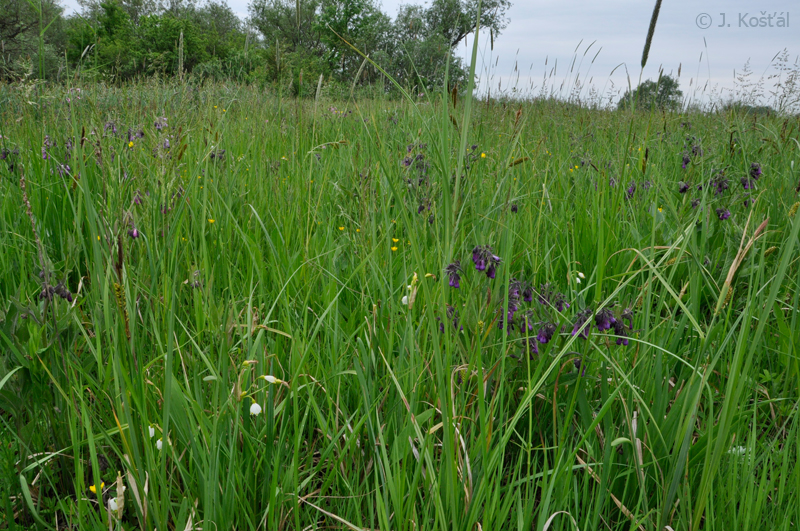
[425,0,510,48]
[316,0,391,80]
[617,74,683,111]
[0,0,66,80]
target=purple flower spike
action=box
[445,261,462,288]
[716,208,731,221]
[679,182,690,194]
[486,263,496,279]
[571,309,593,340]
[613,320,629,346]
[750,162,762,180]
[128,227,140,239]
[595,308,616,331]
[536,322,556,344]
[626,181,636,199]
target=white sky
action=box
[59,0,799,107]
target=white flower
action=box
[401,295,409,305]
[108,498,119,511]
[250,402,263,416]
[578,272,585,279]
[261,375,280,384]
[575,277,582,284]
[148,426,155,438]
[156,438,163,450]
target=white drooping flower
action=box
[261,375,281,384]
[108,498,119,512]
[578,272,585,279]
[401,295,409,305]
[250,402,263,416]
[575,277,582,284]
[156,438,163,450]
[148,426,155,438]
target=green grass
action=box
[1,78,799,531]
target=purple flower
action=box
[128,227,140,239]
[716,208,731,221]
[595,308,616,331]
[681,154,691,169]
[521,337,539,357]
[679,182,690,194]
[537,282,570,312]
[626,181,636,199]
[741,177,755,190]
[691,199,701,209]
[445,261,462,288]
[155,117,168,130]
[536,322,557,344]
[472,246,501,278]
[571,309,593,339]
[511,203,518,213]
[749,162,762,180]
[402,156,412,167]
[612,320,629,346]
[522,284,533,303]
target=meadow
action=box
[1,78,799,531]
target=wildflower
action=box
[681,154,691,169]
[128,141,134,148]
[156,438,163,450]
[89,482,105,495]
[391,246,398,252]
[521,336,539,357]
[148,426,156,438]
[392,238,399,243]
[595,307,617,331]
[749,162,762,180]
[626,181,636,199]
[573,358,585,375]
[260,375,281,384]
[128,227,140,239]
[108,498,119,512]
[510,203,518,213]
[621,307,634,330]
[481,153,486,158]
[154,117,167,130]
[522,283,533,302]
[571,308,593,339]
[577,272,585,279]
[716,208,731,221]
[537,282,570,312]
[401,295,409,305]
[740,177,755,190]
[250,402,262,416]
[612,320,629,345]
[445,261,462,288]
[471,245,501,278]
[691,199,701,209]
[208,219,215,224]
[105,122,118,135]
[536,322,557,344]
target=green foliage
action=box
[1,78,800,531]
[617,73,684,111]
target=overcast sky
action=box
[60,0,797,106]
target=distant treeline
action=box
[0,0,511,93]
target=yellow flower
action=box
[214,105,218,108]
[392,238,399,243]
[208,219,215,224]
[356,228,360,232]
[128,141,133,148]
[481,153,486,158]
[658,206,663,212]
[391,246,398,252]
[338,226,344,231]
[223,109,226,112]
[89,482,104,494]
